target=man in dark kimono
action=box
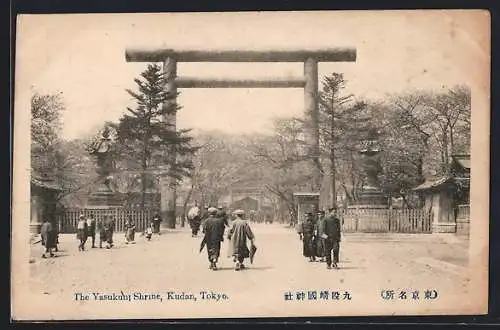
[202,207,226,270]
[40,219,57,258]
[97,216,107,248]
[321,206,342,269]
[297,212,316,262]
[86,213,97,248]
[227,209,255,271]
[315,210,326,262]
[106,217,116,248]
[152,213,162,235]
[99,216,115,249]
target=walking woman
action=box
[125,217,136,244]
[297,212,316,262]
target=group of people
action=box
[197,207,256,271]
[297,206,342,269]
[187,203,229,237]
[75,213,115,251]
[39,212,165,258]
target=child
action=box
[144,223,153,241]
[76,214,88,251]
[125,217,136,244]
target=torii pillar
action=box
[161,57,178,228]
[125,47,357,228]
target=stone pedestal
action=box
[87,182,122,208]
[30,223,42,234]
[356,186,388,206]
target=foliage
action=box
[114,64,198,208]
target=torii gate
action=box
[125,47,357,228]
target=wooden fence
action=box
[56,208,160,233]
[340,208,432,233]
[57,207,433,234]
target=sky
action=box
[15,10,489,140]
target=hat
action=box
[79,214,85,219]
[208,207,217,214]
[233,209,245,216]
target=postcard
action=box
[12,10,490,320]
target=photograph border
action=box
[9,0,499,326]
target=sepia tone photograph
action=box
[12,10,490,320]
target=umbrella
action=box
[249,243,257,264]
[199,236,206,253]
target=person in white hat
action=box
[201,207,226,270]
[227,209,256,271]
[76,214,88,251]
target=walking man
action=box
[187,202,202,237]
[86,213,97,248]
[97,216,106,248]
[106,217,116,248]
[201,207,226,270]
[76,214,88,251]
[297,212,316,262]
[321,206,342,269]
[227,209,256,271]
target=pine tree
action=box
[116,64,198,209]
[318,73,374,205]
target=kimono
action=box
[297,219,316,258]
[40,221,57,250]
[100,217,115,248]
[227,218,255,262]
[202,215,225,262]
[125,221,136,243]
[314,215,326,258]
[97,220,107,248]
[105,218,116,245]
[152,214,162,234]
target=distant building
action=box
[31,176,63,234]
[413,154,470,236]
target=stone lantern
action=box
[356,127,388,207]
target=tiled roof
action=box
[413,177,454,191]
[31,177,63,191]
[293,192,320,196]
[452,154,471,170]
